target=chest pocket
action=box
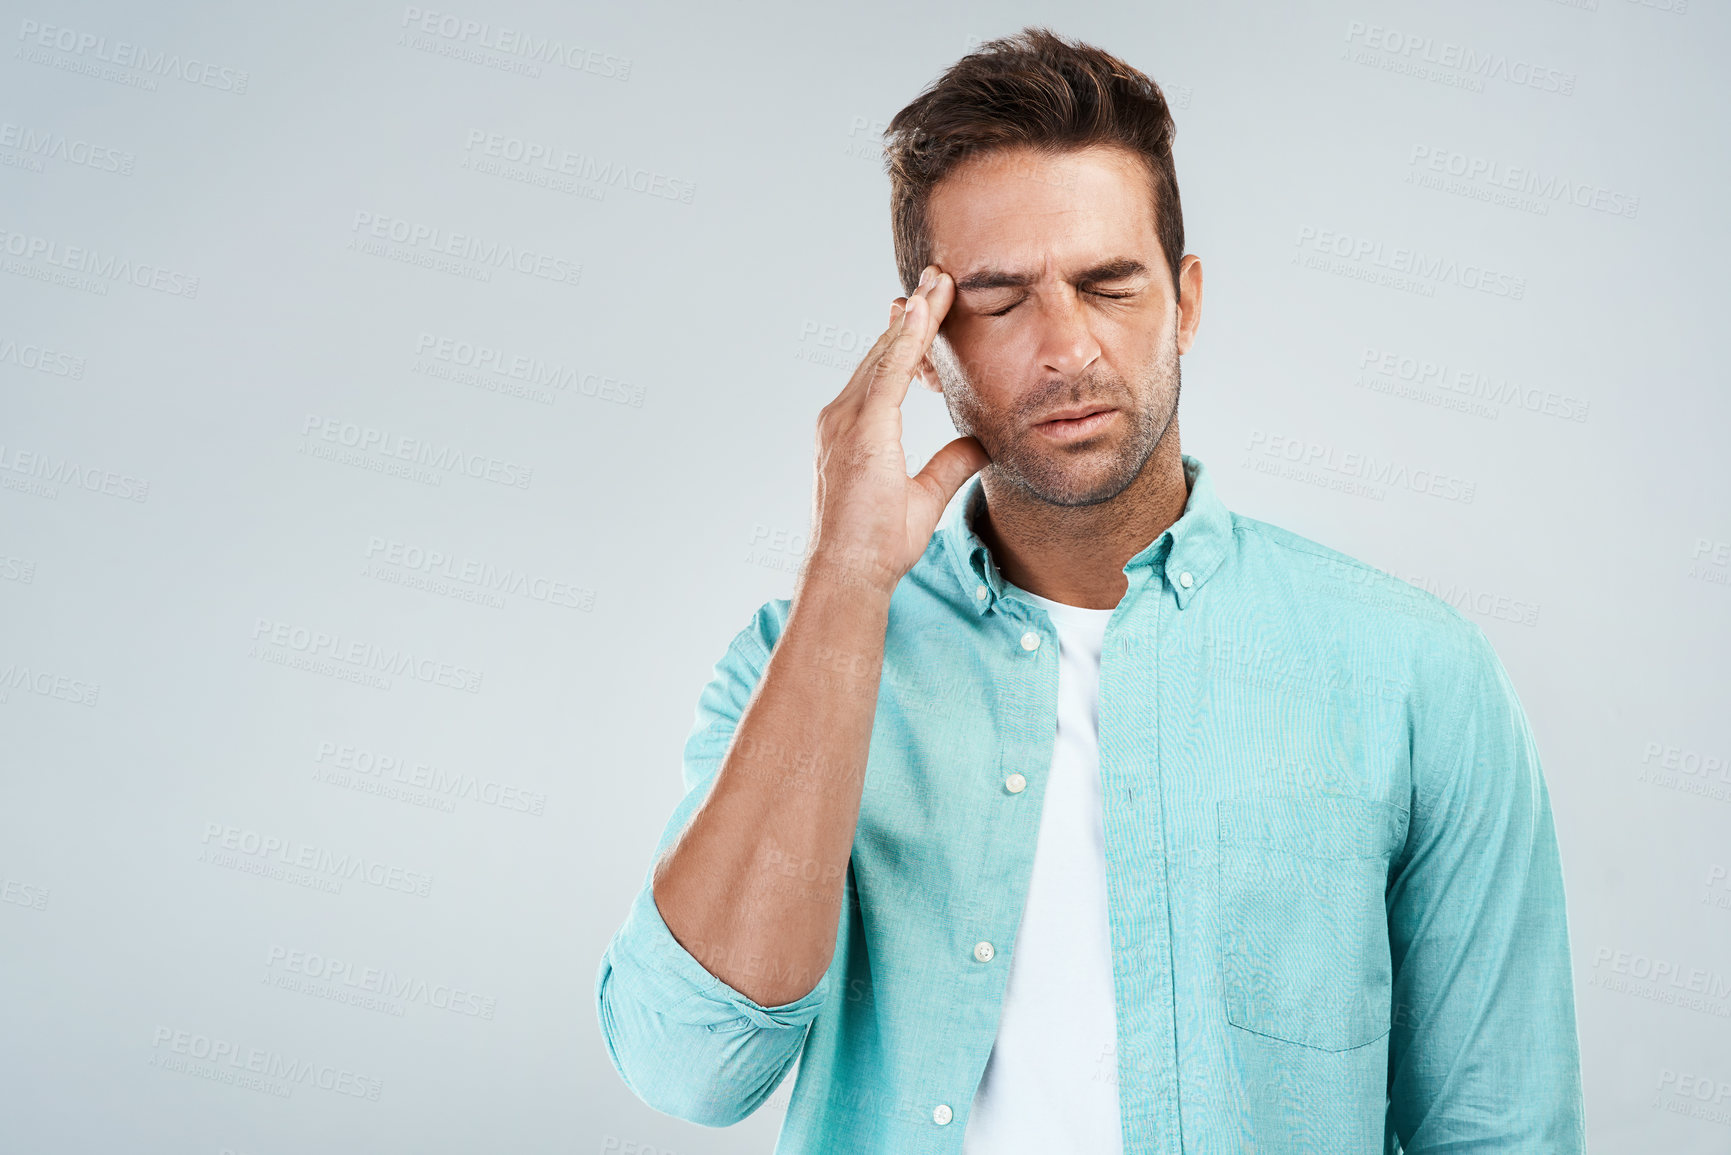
[1217,793,1409,1052]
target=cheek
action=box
[1096,305,1155,341]
[943,335,1020,397]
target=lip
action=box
[1033,407,1117,441]
[1037,404,1112,423]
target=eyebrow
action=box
[951,257,1151,293]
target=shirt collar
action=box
[941,451,1233,615]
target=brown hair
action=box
[883,26,1185,302]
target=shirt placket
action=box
[929,584,1062,1147]
[1098,564,1184,1153]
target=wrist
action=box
[798,546,902,604]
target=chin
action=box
[1019,467,1134,508]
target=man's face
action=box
[919,143,1200,507]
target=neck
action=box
[975,428,1189,611]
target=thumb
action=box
[907,435,990,536]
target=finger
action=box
[906,434,990,534]
[834,288,920,413]
[892,272,955,383]
[862,275,940,409]
[921,272,955,334]
[907,272,954,390]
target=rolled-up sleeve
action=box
[594,599,842,1127]
[1385,622,1587,1152]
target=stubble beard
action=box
[937,327,1180,508]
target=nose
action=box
[1036,286,1102,379]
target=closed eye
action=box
[985,290,1138,318]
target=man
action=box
[595,26,1586,1154]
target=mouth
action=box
[1033,406,1117,441]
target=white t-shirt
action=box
[963,590,1122,1153]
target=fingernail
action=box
[918,266,935,292]
[903,294,924,326]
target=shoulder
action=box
[1222,512,1505,712]
[1229,512,1475,637]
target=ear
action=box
[913,352,942,393]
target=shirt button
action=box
[975,584,989,601]
[973,941,995,963]
[1020,631,1041,651]
[1178,570,1194,588]
[933,1103,953,1125]
[1005,773,1026,794]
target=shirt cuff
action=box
[602,867,832,1031]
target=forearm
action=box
[652,567,890,1006]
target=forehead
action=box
[926,143,1160,278]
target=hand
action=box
[802,264,989,597]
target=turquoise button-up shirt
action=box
[595,452,1586,1153]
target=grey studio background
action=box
[0,0,1726,1152]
